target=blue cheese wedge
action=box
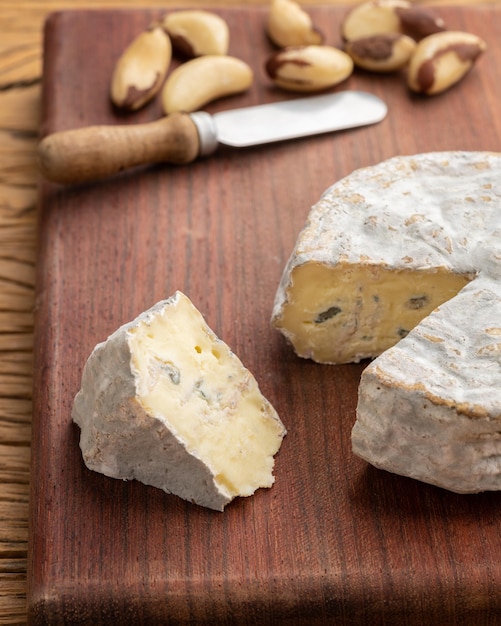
[72,291,286,511]
[272,151,501,492]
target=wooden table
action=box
[0,0,499,623]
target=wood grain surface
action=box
[1,1,500,624]
[25,5,501,625]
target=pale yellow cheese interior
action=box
[128,294,283,498]
[275,262,472,363]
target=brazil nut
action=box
[267,0,323,48]
[161,55,253,114]
[341,0,445,42]
[110,25,172,111]
[161,10,230,58]
[407,31,486,95]
[265,45,353,93]
[345,33,416,72]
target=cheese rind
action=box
[272,151,501,363]
[72,291,286,511]
[352,274,501,493]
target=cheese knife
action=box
[38,90,387,185]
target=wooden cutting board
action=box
[28,6,501,624]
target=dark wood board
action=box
[28,6,501,625]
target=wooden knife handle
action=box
[37,112,201,184]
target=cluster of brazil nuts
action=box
[266,0,487,96]
[110,2,487,116]
[110,10,253,114]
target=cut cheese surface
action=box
[272,151,501,363]
[272,150,501,493]
[72,291,286,511]
[276,262,470,363]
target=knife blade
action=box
[38,91,387,185]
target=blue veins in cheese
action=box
[72,291,286,511]
[272,150,501,493]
